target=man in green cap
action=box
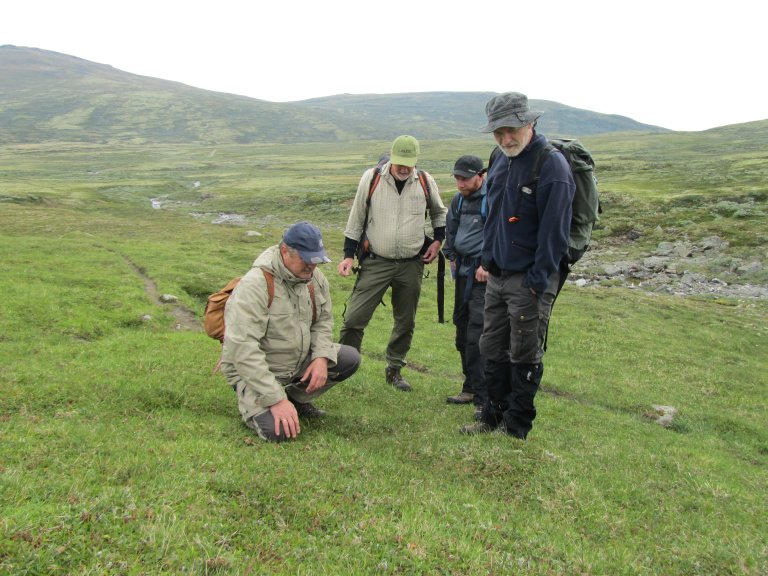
[338,135,447,391]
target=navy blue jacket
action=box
[482,132,575,293]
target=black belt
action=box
[499,270,521,279]
[368,252,421,263]
[489,268,522,279]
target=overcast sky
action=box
[4,0,765,131]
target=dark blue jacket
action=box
[482,132,574,293]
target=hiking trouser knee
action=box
[339,281,384,352]
[331,344,362,382]
[385,259,423,367]
[480,271,559,365]
[245,412,287,443]
[284,344,361,404]
[453,277,469,351]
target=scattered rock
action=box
[159,294,178,303]
[673,243,693,258]
[643,256,668,271]
[212,213,246,225]
[651,405,678,427]
[699,236,728,251]
[680,272,705,286]
[603,264,624,276]
[246,230,262,237]
[656,242,676,256]
[567,234,766,300]
[737,261,762,274]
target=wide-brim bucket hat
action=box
[480,92,542,132]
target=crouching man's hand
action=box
[302,357,329,394]
[270,398,300,439]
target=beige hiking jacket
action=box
[221,245,336,417]
[343,163,447,260]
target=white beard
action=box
[500,143,524,158]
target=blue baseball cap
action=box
[283,221,331,264]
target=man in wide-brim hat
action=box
[460,92,574,440]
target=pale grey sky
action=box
[4,0,766,131]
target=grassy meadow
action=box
[1,129,767,575]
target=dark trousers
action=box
[453,276,487,407]
[247,344,361,442]
[478,271,559,438]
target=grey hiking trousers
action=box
[479,270,560,438]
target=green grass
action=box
[1,131,767,574]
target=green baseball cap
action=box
[390,135,420,167]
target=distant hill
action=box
[293,93,666,139]
[0,45,669,145]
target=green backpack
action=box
[489,138,600,264]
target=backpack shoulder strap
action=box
[454,193,463,218]
[367,167,382,205]
[368,162,431,209]
[366,153,392,204]
[308,282,317,323]
[530,144,556,187]
[488,146,502,171]
[416,169,432,209]
[260,269,275,307]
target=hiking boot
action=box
[292,401,326,418]
[459,421,495,435]
[446,391,474,404]
[385,367,412,392]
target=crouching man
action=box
[220,221,361,442]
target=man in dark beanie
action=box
[460,92,574,439]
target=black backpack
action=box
[488,138,600,264]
